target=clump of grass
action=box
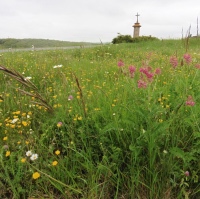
[0,65,53,112]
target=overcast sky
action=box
[0,0,200,43]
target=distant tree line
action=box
[0,38,94,49]
[112,34,158,44]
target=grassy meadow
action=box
[0,38,200,199]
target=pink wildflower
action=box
[139,66,154,81]
[129,65,136,74]
[183,54,192,64]
[138,79,147,88]
[117,60,124,67]
[68,95,73,101]
[129,65,136,78]
[139,67,148,74]
[185,95,195,106]
[184,171,190,177]
[155,68,161,75]
[57,122,63,127]
[195,64,200,69]
[170,56,178,68]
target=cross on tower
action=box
[135,13,140,23]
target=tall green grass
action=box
[0,39,200,198]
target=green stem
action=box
[28,163,82,194]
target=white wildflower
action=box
[29,129,34,134]
[11,118,19,124]
[163,150,168,154]
[25,77,32,80]
[30,154,38,161]
[53,64,63,69]
[26,150,32,157]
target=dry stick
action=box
[17,88,54,112]
[72,72,87,117]
[0,65,53,113]
[185,25,191,53]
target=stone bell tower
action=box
[133,13,141,38]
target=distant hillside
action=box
[0,38,96,49]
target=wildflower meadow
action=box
[0,38,200,199]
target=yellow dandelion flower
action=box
[15,111,21,115]
[0,99,3,103]
[0,123,2,126]
[3,136,8,141]
[6,151,11,157]
[55,150,60,155]
[22,113,26,117]
[22,121,28,126]
[38,106,42,110]
[77,116,82,120]
[32,172,40,179]
[52,161,58,166]
[10,124,16,128]
[21,158,26,163]
[28,111,32,115]
[159,119,163,123]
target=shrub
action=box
[112,34,158,44]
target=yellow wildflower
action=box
[21,158,26,163]
[52,161,58,166]
[28,111,32,115]
[22,113,26,117]
[32,172,40,179]
[22,121,28,126]
[55,150,60,155]
[6,151,11,157]
[77,116,82,120]
[10,124,16,128]
[159,119,163,123]
[3,136,8,141]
